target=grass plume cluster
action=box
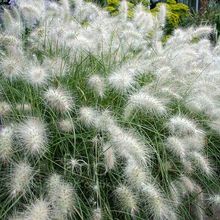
[0,0,220,219]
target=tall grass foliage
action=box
[0,0,220,219]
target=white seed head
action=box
[24,199,51,220]
[115,185,137,213]
[190,152,213,176]
[18,0,45,28]
[48,174,76,219]
[0,101,11,116]
[166,136,185,158]
[109,127,149,164]
[134,6,154,33]
[58,118,75,133]
[208,194,220,205]
[0,126,14,161]
[44,87,74,113]
[68,158,81,171]
[179,175,195,193]
[0,57,23,80]
[9,162,33,197]
[103,142,116,171]
[16,118,48,156]
[167,116,197,137]
[26,65,48,86]
[141,183,176,220]
[124,91,167,118]
[92,207,102,220]
[108,71,135,93]
[79,106,100,128]
[88,74,105,97]
[181,158,193,174]
[125,159,147,188]
[158,4,166,27]
[192,26,213,38]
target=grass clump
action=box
[0,0,220,219]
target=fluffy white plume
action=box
[115,185,137,214]
[17,0,46,28]
[141,182,177,220]
[0,56,23,80]
[48,174,76,219]
[103,142,116,171]
[23,199,51,220]
[25,65,48,86]
[92,207,102,220]
[133,5,154,34]
[190,152,213,176]
[9,162,33,197]
[209,194,220,205]
[79,106,100,128]
[125,159,147,188]
[16,118,48,156]
[0,101,11,116]
[88,74,105,97]
[108,70,136,93]
[58,118,75,133]
[44,87,74,113]
[158,4,166,27]
[167,116,197,137]
[124,91,167,118]
[0,126,14,161]
[166,136,185,158]
[109,126,149,164]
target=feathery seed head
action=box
[92,207,102,220]
[88,74,105,97]
[134,5,154,33]
[24,199,51,220]
[0,126,14,161]
[190,152,213,176]
[109,127,149,164]
[18,0,46,28]
[48,174,76,219]
[158,4,166,27]
[115,185,138,213]
[44,87,74,113]
[124,91,167,118]
[192,26,213,38]
[108,71,135,93]
[9,161,33,197]
[58,118,75,133]
[167,116,197,137]
[0,101,11,116]
[141,182,176,220]
[0,57,23,80]
[119,0,128,21]
[26,65,48,86]
[79,106,100,128]
[103,142,116,171]
[16,118,48,156]
[179,175,195,193]
[125,159,147,188]
[67,157,84,172]
[209,195,220,205]
[166,136,185,158]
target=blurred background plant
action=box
[180,0,220,38]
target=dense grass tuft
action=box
[0,0,219,219]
